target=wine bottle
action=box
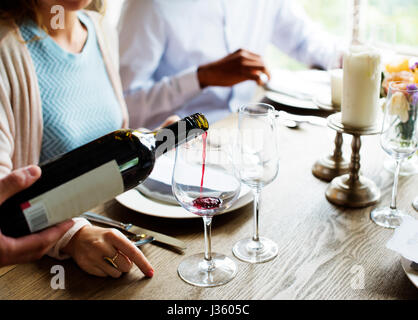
[0,113,208,237]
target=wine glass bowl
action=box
[172,130,241,287]
[172,137,240,216]
[232,103,280,263]
[371,81,418,228]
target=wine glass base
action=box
[232,237,278,264]
[177,253,237,287]
[370,207,406,229]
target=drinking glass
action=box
[383,152,418,176]
[172,130,241,287]
[232,103,279,263]
[371,82,418,228]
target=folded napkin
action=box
[386,215,418,263]
[136,153,178,205]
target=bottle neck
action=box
[135,114,209,159]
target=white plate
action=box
[116,187,253,219]
[401,257,418,288]
[265,69,330,110]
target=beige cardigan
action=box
[0,11,129,258]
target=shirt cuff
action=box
[174,66,202,103]
[47,217,92,260]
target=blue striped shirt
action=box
[20,12,123,163]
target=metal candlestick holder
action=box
[312,98,349,182]
[325,113,381,208]
[312,132,350,181]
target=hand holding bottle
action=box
[0,166,74,267]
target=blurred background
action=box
[107,0,418,70]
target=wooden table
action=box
[1,113,417,300]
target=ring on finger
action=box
[103,252,119,270]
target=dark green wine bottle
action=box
[0,113,208,237]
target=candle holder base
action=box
[312,154,350,182]
[326,174,380,208]
[325,113,381,208]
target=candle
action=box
[342,45,382,128]
[330,69,343,108]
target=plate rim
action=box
[401,256,418,289]
[116,188,253,219]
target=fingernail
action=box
[25,166,39,178]
[146,269,154,278]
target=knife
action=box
[82,212,187,250]
[277,111,327,127]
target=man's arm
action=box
[118,0,202,129]
[118,0,271,129]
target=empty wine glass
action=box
[371,82,418,228]
[172,129,241,287]
[383,152,418,176]
[232,103,279,263]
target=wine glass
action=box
[371,81,418,228]
[172,130,241,287]
[383,152,418,176]
[232,103,279,263]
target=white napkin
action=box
[386,215,418,262]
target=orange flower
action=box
[386,58,411,73]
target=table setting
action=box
[1,46,418,300]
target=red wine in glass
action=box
[193,132,221,212]
[192,197,221,210]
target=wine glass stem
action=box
[252,189,261,242]
[390,159,403,210]
[202,216,215,270]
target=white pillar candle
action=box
[342,45,382,128]
[330,69,343,107]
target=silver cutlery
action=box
[276,110,327,128]
[82,212,187,250]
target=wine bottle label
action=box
[21,160,124,233]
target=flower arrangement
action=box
[388,82,418,141]
[381,58,418,97]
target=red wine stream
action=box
[200,132,207,193]
[192,132,221,210]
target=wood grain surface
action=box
[0,113,417,300]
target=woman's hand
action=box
[0,166,75,267]
[62,225,154,278]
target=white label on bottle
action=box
[21,160,124,232]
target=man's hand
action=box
[197,49,271,88]
[0,166,74,267]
